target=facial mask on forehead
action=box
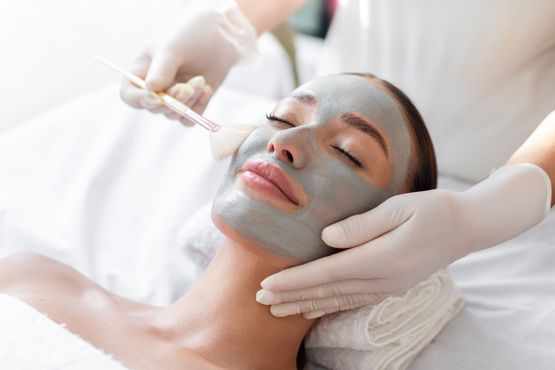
[212,75,412,263]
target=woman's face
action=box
[212,75,413,263]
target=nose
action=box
[266,128,311,169]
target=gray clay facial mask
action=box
[212,75,412,263]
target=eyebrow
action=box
[340,113,389,157]
[289,93,317,105]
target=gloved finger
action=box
[120,51,152,108]
[121,81,149,109]
[187,75,206,91]
[179,117,196,127]
[321,195,413,248]
[130,48,152,77]
[269,293,390,317]
[139,91,164,110]
[183,88,202,110]
[145,50,181,91]
[261,253,349,291]
[166,83,195,105]
[181,75,206,108]
[261,237,400,292]
[164,111,182,121]
[190,85,213,114]
[149,105,174,114]
[155,80,201,123]
[170,77,206,127]
[302,301,367,319]
[256,278,390,305]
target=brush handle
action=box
[160,94,220,132]
[94,54,221,132]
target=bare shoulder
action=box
[0,253,86,290]
[0,253,103,312]
[0,254,224,370]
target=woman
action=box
[0,73,436,369]
[121,0,553,319]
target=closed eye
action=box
[265,113,363,168]
[265,113,295,127]
[331,145,363,168]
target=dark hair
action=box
[344,72,437,191]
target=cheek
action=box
[230,126,273,166]
[319,124,393,189]
[217,127,275,201]
[305,160,393,225]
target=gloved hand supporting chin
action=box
[256,163,551,318]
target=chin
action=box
[209,207,235,241]
[210,206,299,268]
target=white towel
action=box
[176,203,464,370]
[304,270,463,370]
[0,293,130,370]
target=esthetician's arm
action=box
[507,110,555,204]
[257,110,554,319]
[237,0,307,35]
[120,0,304,125]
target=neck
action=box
[159,237,314,370]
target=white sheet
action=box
[1,86,554,368]
[0,294,129,370]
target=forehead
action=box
[286,75,410,149]
[295,74,380,102]
[290,75,404,127]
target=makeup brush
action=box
[94,54,257,159]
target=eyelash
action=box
[265,113,295,127]
[265,112,363,169]
[332,145,363,168]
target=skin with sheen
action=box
[212,75,413,263]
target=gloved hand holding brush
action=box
[120,0,259,126]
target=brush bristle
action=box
[209,123,258,160]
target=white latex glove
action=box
[256,163,552,319]
[120,0,258,126]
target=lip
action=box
[240,160,301,206]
